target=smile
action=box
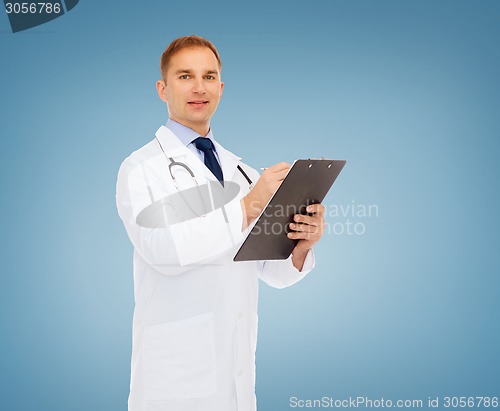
[188,101,208,105]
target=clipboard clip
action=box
[306,158,334,169]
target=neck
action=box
[170,117,209,137]
[193,125,210,137]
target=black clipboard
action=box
[233,159,346,261]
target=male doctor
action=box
[116,35,326,411]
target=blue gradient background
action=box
[1,1,499,410]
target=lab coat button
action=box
[237,311,243,320]
[238,369,243,376]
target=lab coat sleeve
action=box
[258,248,315,289]
[116,155,245,276]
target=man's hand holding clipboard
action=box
[240,161,327,271]
[236,159,346,270]
[286,202,327,270]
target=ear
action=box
[156,80,167,102]
[220,81,224,98]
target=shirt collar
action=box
[165,118,217,150]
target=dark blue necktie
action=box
[192,137,224,185]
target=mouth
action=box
[188,100,209,106]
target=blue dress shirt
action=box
[166,118,222,166]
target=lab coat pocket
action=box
[143,312,217,400]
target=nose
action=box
[192,78,206,94]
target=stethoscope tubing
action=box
[156,138,254,189]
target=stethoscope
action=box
[156,137,254,190]
[155,138,254,217]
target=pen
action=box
[260,167,268,170]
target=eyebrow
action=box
[174,69,219,75]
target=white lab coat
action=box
[116,126,315,411]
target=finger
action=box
[262,167,289,183]
[306,203,325,216]
[274,168,290,181]
[293,213,322,226]
[289,222,318,233]
[266,162,291,173]
[287,230,317,241]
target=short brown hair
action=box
[160,35,222,81]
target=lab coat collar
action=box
[155,125,243,184]
[155,125,188,155]
[155,126,208,184]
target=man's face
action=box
[158,46,224,135]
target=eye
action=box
[205,75,215,80]
[179,74,189,79]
